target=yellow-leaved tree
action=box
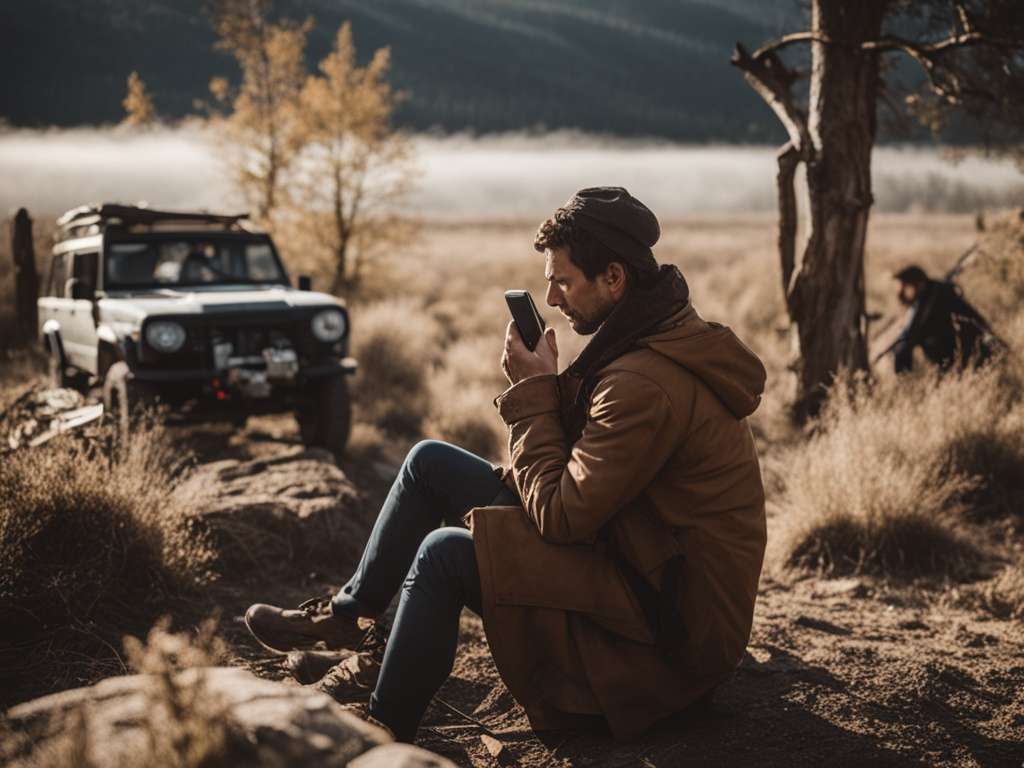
[289,22,416,295]
[207,0,310,225]
[122,71,157,127]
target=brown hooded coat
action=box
[467,303,767,739]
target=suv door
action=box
[63,251,100,374]
[38,251,71,346]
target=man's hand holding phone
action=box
[502,321,557,385]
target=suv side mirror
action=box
[297,275,312,291]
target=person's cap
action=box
[563,187,660,273]
[894,265,928,284]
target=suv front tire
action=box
[296,373,351,458]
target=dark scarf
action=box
[560,264,690,441]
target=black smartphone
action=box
[505,290,547,351]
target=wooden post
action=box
[11,208,39,345]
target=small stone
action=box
[481,733,505,758]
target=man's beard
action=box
[567,303,615,335]
[569,313,601,335]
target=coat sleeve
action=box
[494,370,683,544]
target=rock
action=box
[4,666,391,767]
[351,743,459,767]
[178,450,367,567]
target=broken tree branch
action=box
[730,42,809,150]
[776,143,801,314]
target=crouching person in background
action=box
[244,187,768,742]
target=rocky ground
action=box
[181,415,1024,768]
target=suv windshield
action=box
[105,237,288,289]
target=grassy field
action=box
[2,210,1023,765]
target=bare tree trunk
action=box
[330,241,350,296]
[786,0,885,420]
[11,208,38,346]
[329,163,349,296]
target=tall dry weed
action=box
[122,617,239,768]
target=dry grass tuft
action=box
[770,362,1024,578]
[424,336,506,461]
[349,299,443,436]
[0,420,215,706]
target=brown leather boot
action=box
[244,595,367,654]
[314,622,388,703]
[289,622,388,685]
[285,649,351,685]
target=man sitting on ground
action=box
[244,187,768,742]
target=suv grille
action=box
[140,311,324,369]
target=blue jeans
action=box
[330,440,518,741]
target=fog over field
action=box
[1,125,1021,220]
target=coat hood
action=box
[639,304,766,419]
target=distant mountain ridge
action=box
[2,0,801,140]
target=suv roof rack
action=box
[56,203,254,241]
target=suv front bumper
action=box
[131,356,358,383]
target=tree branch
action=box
[731,42,809,150]
[862,32,1024,58]
[863,31,1024,106]
[751,32,831,62]
[954,2,973,36]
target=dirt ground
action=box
[196,415,1024,768]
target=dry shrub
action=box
[770,364,1024,578]
[349,298,442,436]
[0,420,215,706]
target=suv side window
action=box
[73,251,98,298]
[48,253,70,297]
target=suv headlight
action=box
[145,320,186,353]
[311,309,346,342]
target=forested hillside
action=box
[1,0,799,139]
